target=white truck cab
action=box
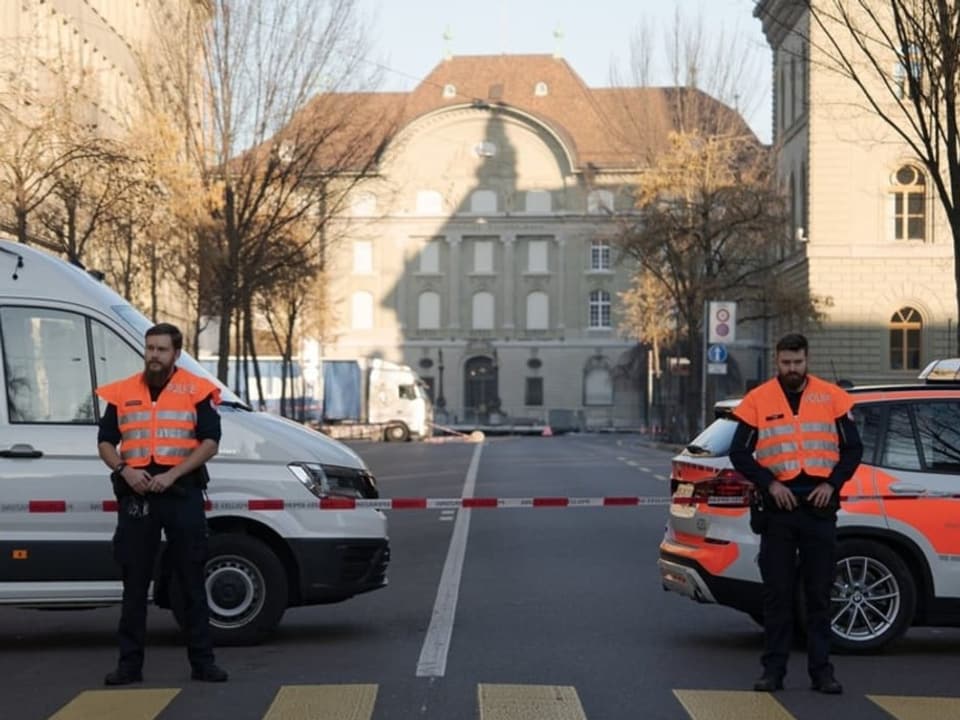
[0,239,389,645]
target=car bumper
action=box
[658,549,762,617]
[289,537,390,605]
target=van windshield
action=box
[111,304,246,406]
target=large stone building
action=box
[315,54,745,429]
[754,1,957,383]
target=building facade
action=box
[316,55,744,430]
[755,1,957,384]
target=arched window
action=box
[588,290,611,328]
[890,165,926,241]
[584,362,613,406]
[416,190,443,215]
[587,189,614,214]
[470,190,497,214]
[418,292,440,330]
[472,291,495,330]
[534,81,549,97]
[351,291,374,330]
[889,306,922,370]
[526,291,549,330]
[443,83,456,98]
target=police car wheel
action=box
[825,539,916,653]
[170,533,288,646]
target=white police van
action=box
[0,238,389,645]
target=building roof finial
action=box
[553,25,565,59]
[443,25,454,61]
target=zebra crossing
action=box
[46,683,960,720]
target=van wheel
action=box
[384,423,409,442]
[170,533,288,646]
[827,539,915,653]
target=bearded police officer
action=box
[96,322,228,685]
[729,333,862,695]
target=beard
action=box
[780,371,807,391]
[143,360,174,388]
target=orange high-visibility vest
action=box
[733,374,853,483]
[96,367,220,467]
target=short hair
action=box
[145,322,183,351]
[776,333,808,354]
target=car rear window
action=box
[684,417,738,456]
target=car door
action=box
[875,400,960,599]
[0,305,142,602]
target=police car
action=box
[658,360,960,652]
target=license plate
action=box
[674,483,695,499]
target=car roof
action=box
[713,380,960,414]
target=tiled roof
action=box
[295,54,752,172]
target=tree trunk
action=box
[16,206,28,245]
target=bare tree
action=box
[615,131,820,435]
[774,1,960,352]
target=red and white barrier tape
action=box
[2,493,958,513]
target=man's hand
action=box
[121,467,152,496]
[146,470,178,494]
[768,480,798,510]
[807,482,835,509]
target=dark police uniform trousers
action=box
[114,484,214,671]
[757,501,836,680]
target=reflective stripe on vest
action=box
[95,368,219,468]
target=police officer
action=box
[96,322,228,685]
[729,333,862,695]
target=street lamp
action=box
[436,348,446,409]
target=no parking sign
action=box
[708,301,737,344]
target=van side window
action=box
[398,384,416,401]
[880,405,922,470]
[0,307,94,423]
[91,320,142,417]
[912,401,960,472]
[851,403,883,465]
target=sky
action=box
[359,0,772,143]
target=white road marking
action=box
[639,466,651,472]
[416,442,484,677]
[654,474,667,481]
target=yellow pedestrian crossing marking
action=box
[49,689,179,720]
[478,684,587,720]
[262,684,378,720]
[868,694,960,719]
[673,690,793,720]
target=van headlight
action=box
[288,463,379,499]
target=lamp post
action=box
[436,348,446,409]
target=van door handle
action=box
[888,482,926,495]
[0,443,43,458]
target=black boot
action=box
[191,663,229,682]
[753,674,784,692]
[104,666,143,686]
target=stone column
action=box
[555,235,566,330]
[447,234,461,329]
[502,233,515,329]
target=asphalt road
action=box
[0,435,958,719]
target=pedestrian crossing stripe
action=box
[44,685,960,719]
[49,689,180,720]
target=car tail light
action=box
[692,469,753,507]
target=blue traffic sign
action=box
[707,344,728,363]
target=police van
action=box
[0,238,389,645]
[658,366,960,652]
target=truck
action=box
[318,358,433,442]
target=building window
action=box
[525,377,544,406]
[418,292,440,330]
[352,240,373,274]
[473,240,493,273]
[584,366,613,406]
[590,239,610,270]
[526,291,549,330]
[534,81,549,97]
[525,190,551,213]
[588,290,611,328]
[470,189,497,214]
[587,189,614,214]
[472,292,495,330]
[419,239,439,273]
[527,240,548,273]
[416,190,443,215]
[890,165,926,241]
[889,306,922,370]
[443,83,456,98]
[351,291,374,330]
